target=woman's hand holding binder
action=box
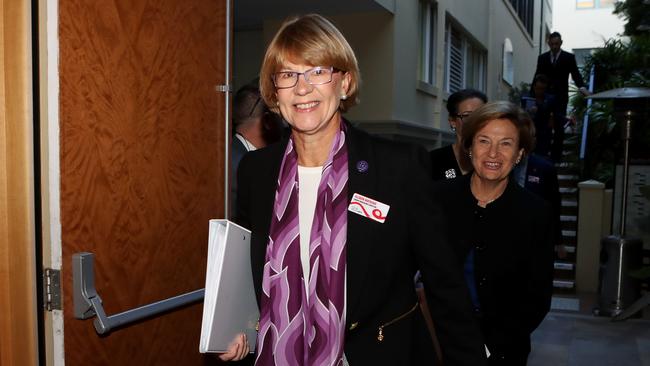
[218,333,250,361]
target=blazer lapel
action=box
[344,124,377,319]
[250,138,288,300]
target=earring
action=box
[275,101,279,106]
[516,158,521,164]
[341,95,348,100]
[450,126,457,133]
[468,151,473,159]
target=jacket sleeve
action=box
[568,53,585,88]
[234,152,252,230]
[533,54,544,84]
[408,146,488,366]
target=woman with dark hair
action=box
[430,89,487,180]
[433,101,555,366]
[221,14,486,366]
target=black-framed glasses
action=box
[455,111,473,121]
[272,66,338,89]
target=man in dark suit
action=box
[533,32,590,162]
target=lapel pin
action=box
[356,160,368,173]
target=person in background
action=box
[231,80,284,215]
[430,89,487,180]
[533,32,590,162]
[223,13,487,366]
[512,152,564,259]
[521,74,555,159]
[433,101,555,365]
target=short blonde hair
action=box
[259,14,361,113]
[461,101,536,155]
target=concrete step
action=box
[559,187,578,194]
[558,174,580,181]
[562,230,577,237]
[555,261,575,270]
[561,206,578,216]
[562,199,578,207]
[561,236,577,246]
[557,246,576,262]
[554,279,575,289]
[550,296,581,311]
[561,219,577,229]
[561,215,577,222]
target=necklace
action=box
[470,174,505,207]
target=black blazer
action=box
[430,144,462,181]
[534,50,585,104]
[433,174,555,362]
[236,123,487,366]
[521,154,561,247]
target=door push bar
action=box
[73,252,205,335]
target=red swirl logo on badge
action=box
[348,193,390,223]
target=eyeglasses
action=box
[272,66,339,89]
[248,95,261,117]
[455,112,473,121]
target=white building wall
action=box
[332,12,395,123]
[488,0,544,102]
[552,0,624,53]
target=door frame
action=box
[0,0,39,365]
[39,0,65,363]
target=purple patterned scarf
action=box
[255,123,349,366]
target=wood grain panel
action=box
[59,0,227,364]
[0,0,38,365]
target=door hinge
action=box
[43,268,62,311]
[215,84,232,93]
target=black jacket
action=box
[534,50,585,104]
[433,174,555,363]
[236,123,487,365]
[430,144,462,181]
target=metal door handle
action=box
[72,252,204,335]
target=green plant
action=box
[614,0,650,37]
[508,81,531,104]
[570,34,650,186]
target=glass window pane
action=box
[598,0,616,8]
[576,0,595,9]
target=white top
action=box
[297,165,323,285]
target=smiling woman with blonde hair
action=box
[220,13,486,366]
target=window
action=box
[419,1,437,85]
[576,0,616,9]
[508,0,535,37]
[443,21,486,93]
[502,38,514,86]
[573,48,595,67]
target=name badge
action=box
[348,193,390,223]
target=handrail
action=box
[579,65,596,160]
[72,252,204,335]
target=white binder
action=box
[199,219,258,353]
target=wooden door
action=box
[58,0,228,364]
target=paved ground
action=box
[529,311,650,366]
